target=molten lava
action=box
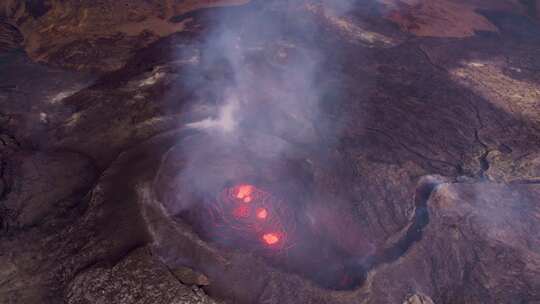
[256,208,268,220]
[262,233,280,245]
[236,184,254,203]
[210,183,294,251]
[233,205,250,218]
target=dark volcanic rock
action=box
[65,247,218,304]
[3,151,96,227]
[365,182,540,304]
[0,0,539,304]
[0,0,248,72]
[0,21,23,53]
[404,294,435,304]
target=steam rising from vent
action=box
[166,0,373,291]
[182,6,331,147]
[186,90,240,133]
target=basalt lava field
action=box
[1,1,539,304]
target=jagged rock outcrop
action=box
[65,247,219,304]
[404,294,435,304]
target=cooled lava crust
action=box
[1,0,539,304]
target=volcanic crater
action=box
[152,133,376,291]
[1,0,539,304]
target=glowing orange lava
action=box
[233,205,250,218]
[256,208,268,220]
[236,184,254,203]
[262,233,280,245]
[216,184,292,249]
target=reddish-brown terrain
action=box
[1,1,539,303]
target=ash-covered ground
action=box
[1,1,539,303]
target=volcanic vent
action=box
[208,184,292,249]
[153,133,373,291]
